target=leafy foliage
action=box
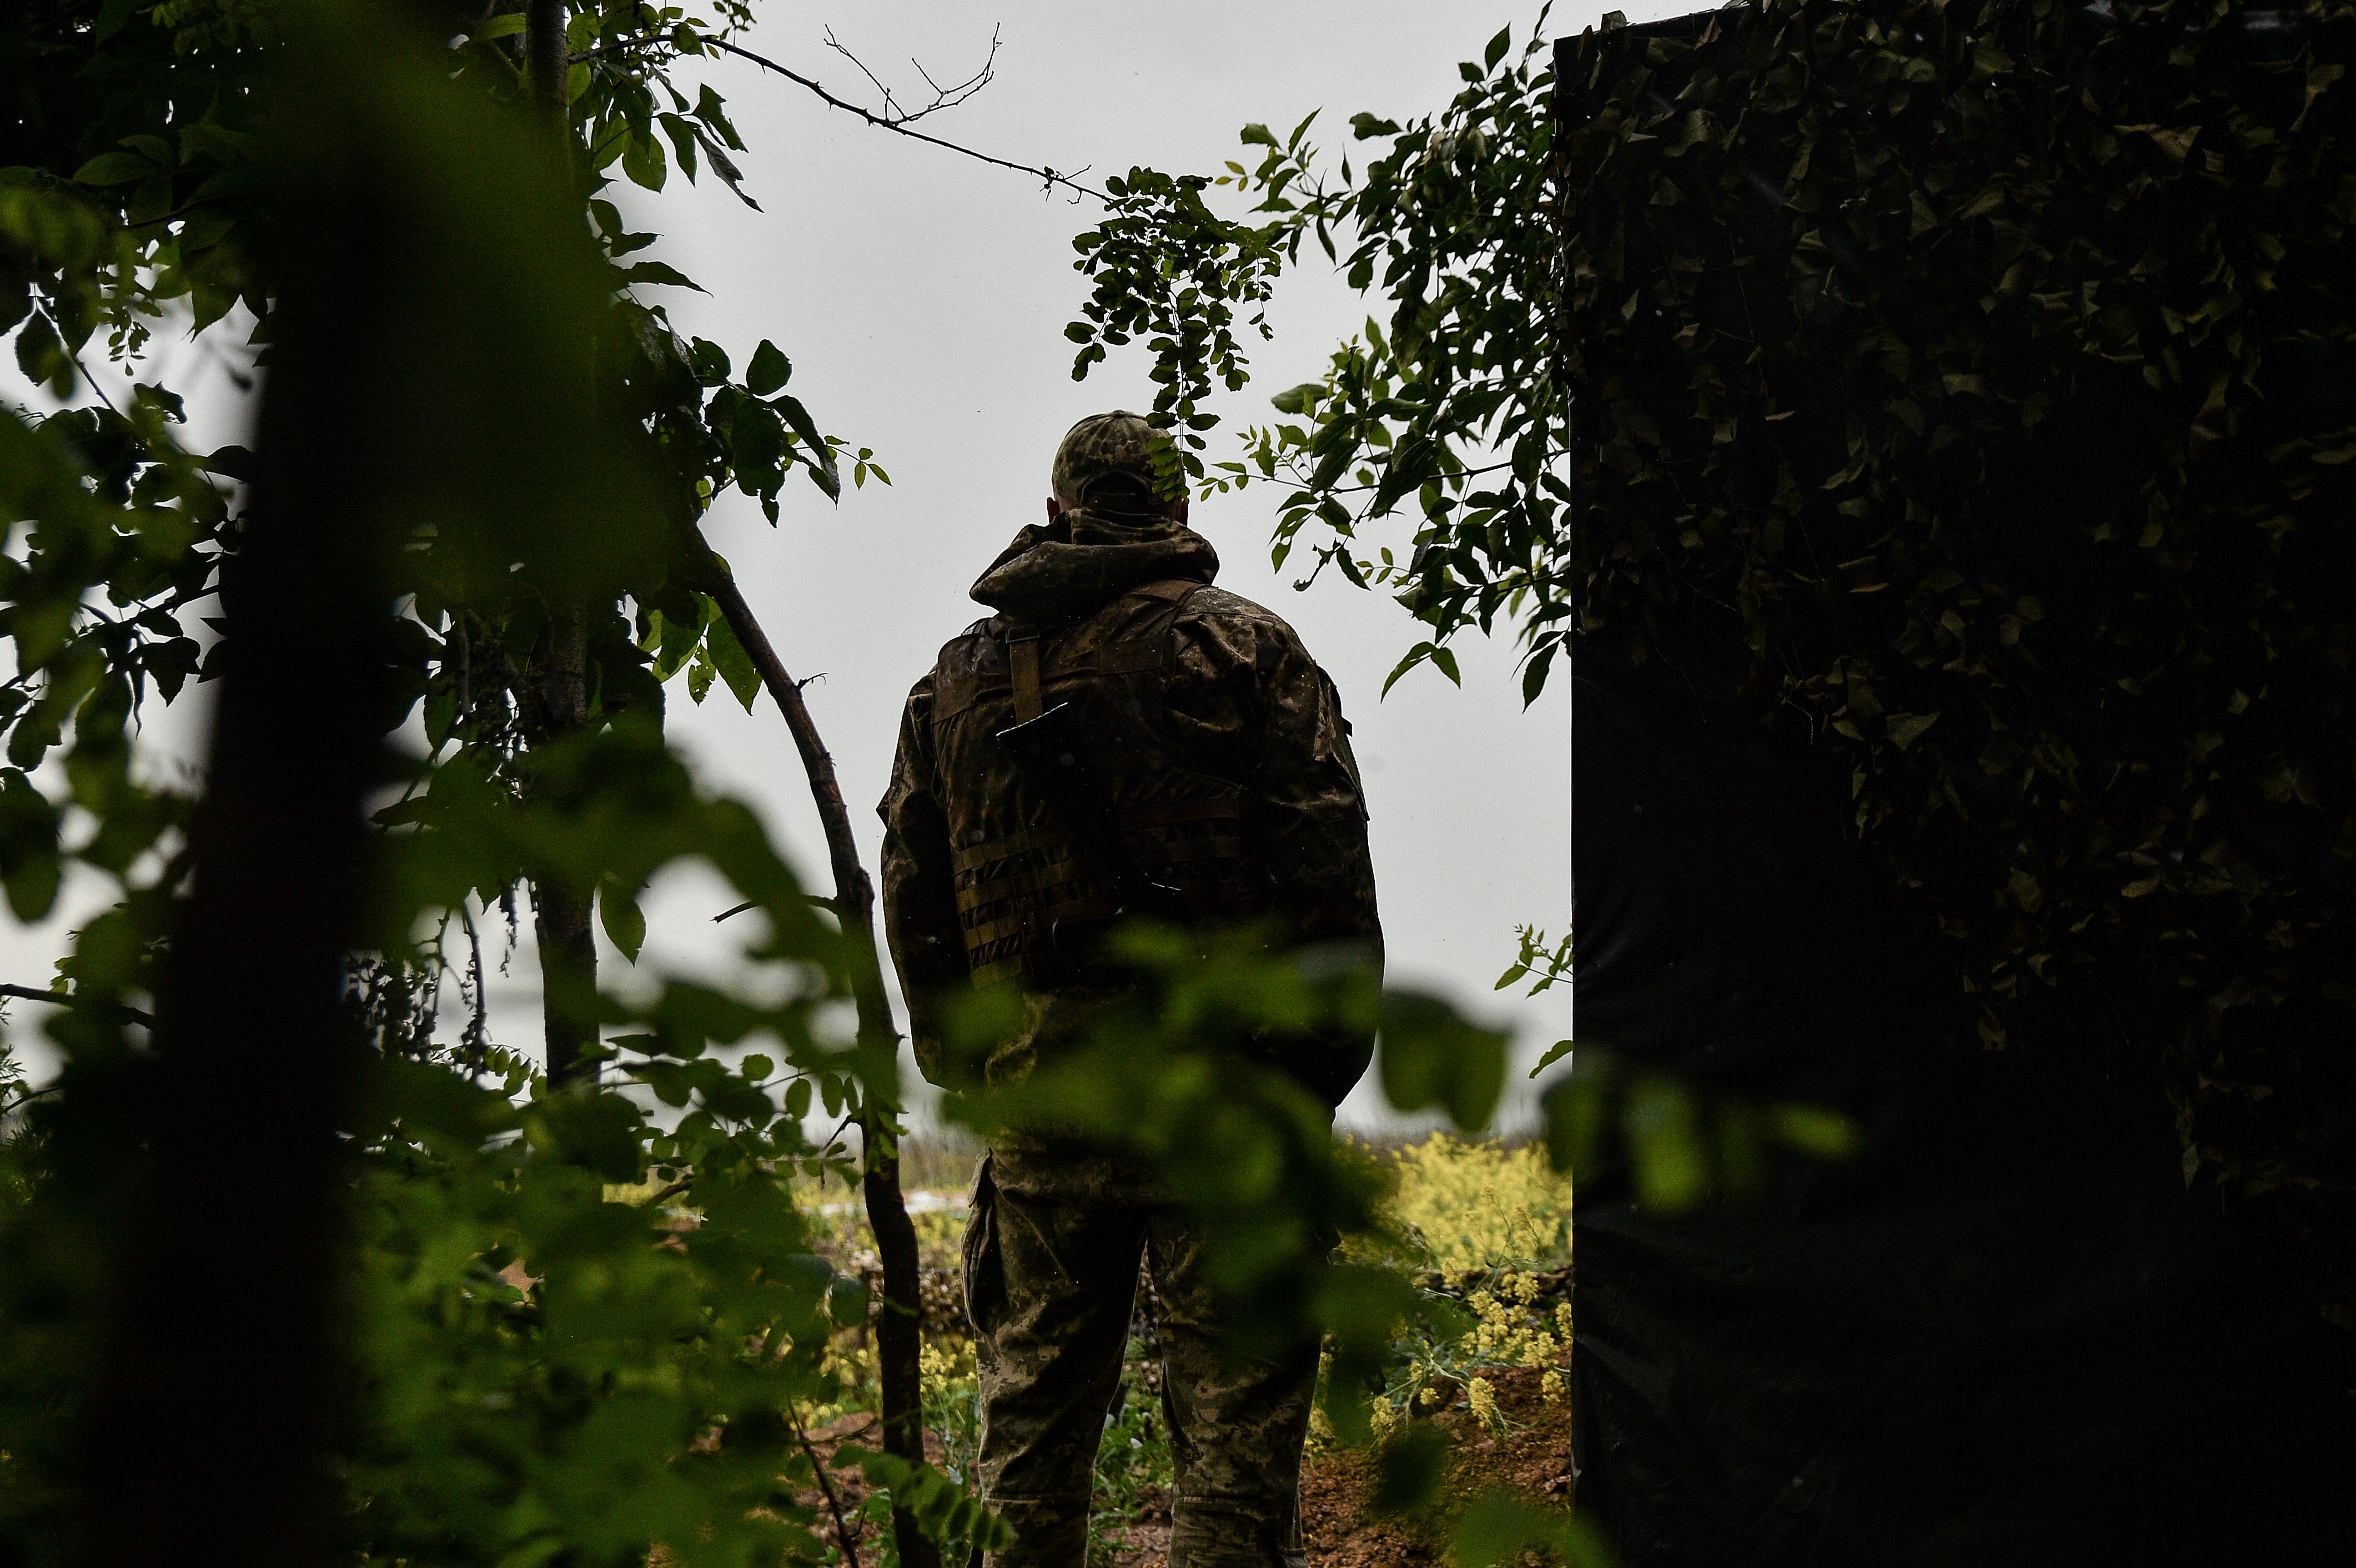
[0,1,864,973]
[1072,0,2356,1288]
[0,6,966,1564]
[1066,151,1297,496]
[4,10,1616,1565]
[1067,19,1568,697]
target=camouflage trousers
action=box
[963,1147,1315,1568]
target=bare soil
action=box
[898,1365,1576,1568]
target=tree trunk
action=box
[80,57,399,1568]
[529,595,598,1085]
[704,566,942,1568]
[524,0,569,127]
[522,1,599,1087]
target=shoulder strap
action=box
[1003,619,1043,722]
[1129,577,1209,606]
[997,582,1202,720]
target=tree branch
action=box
[695,556,940,1568]
[0,982,155,1028]
[712,893,837,923]
[787,1400,862,1568]
[571,29,1102,200]
[820,22,1001,127]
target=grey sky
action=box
[2,2,1698,1129]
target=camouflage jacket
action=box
[878,509,1382,1104]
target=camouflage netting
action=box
[1555,0,2355,1289]
[1556,3,2355,1557]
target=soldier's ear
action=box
[1046,495,1064,522]
[1170,496,1190,526]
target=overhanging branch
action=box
[571,29,1103,200]
[1,982,155,1028]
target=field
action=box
[778,1132,1576,1566]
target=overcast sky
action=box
[2,2,1702,1132]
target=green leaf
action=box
[1528,1038,1573,1079]
[686,337,730,385]
[93,0,145,42]
[14,313,65,390]
[527,1090,645,1182]
[621,129,667,192]
[622,260,702,291]
[726,398,786,494]
[600,882,647,961]
[1270,383,1324,415]
[745,339,790,396]
[834,1449,1015,1554]
[1372,1427,1449,1514]
[1625,1077,1709,1212]
[73,150,153,185]
[1483,25,1512,71]
[657,113,700,182]
[1378,990,1507,1130]
[772,393,823,456]
[0,771,62,921]
[469,13,525,39]
[1770,1103,1860,1162]
[696,83,746,150]
[1451,1492,1610,1568]
[702,612,762,713]
[1240,122,1278,147]
[1521,640,1556,706]
[1884,710,1940,748]
[1380,642,1435,697]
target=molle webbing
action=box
[951,575,1230,986]
[951,798,1244,876]
[955,799,1246,983]
[999,577,1198,725]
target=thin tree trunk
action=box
[523,0,599,1087]
[703,565,941,1568]
[524,0,569,127]
[528,596,598,1085]
[81,70,398,1568]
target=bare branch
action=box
[786,1400,862,1568]
[822,22,1001,127]
[822,25,906,121]
[908,26,1003,112]
[570,28,1102,200]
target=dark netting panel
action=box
[1561,14,2354,1560]
[1571,661,2348,1566]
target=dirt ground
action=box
[797,1365,1575,1568]
[1294,1366,1576,1568]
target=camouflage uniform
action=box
[878,413,1381,1567]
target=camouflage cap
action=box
[1051,410,1166,507]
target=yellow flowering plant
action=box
[1313,1134,1576,1456]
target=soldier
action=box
[879,410,1382,1567]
